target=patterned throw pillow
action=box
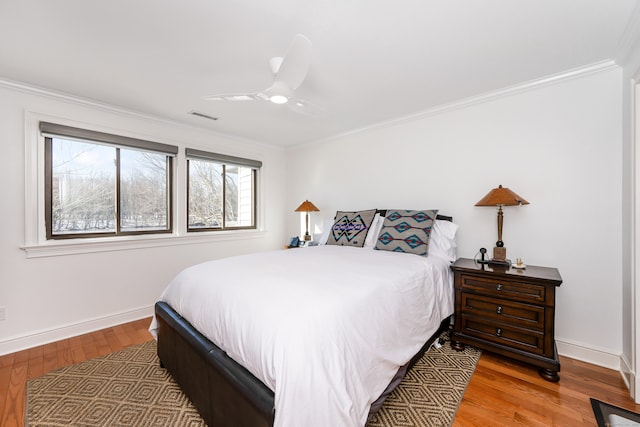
[374,209,439,256]
[326,209,377,247]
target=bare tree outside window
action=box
[42,123,258,239]
[51,138,116,234]
[46,136,172,239]
[188,159,256,231]
[120,149,169,231]
[188,160,223,228]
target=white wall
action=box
[0,83,287,354]
[0,67,626,368]
[285,68,624,366]
[621,27,640,397]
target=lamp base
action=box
[488,246,510,267]
[488,259,511,268]
[493,246,507,262]
[303,234,312,241]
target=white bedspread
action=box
[149,245,454,427]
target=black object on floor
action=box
[590,398,640,427]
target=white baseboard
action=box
[556,338,621,370]
[620,353,635,397]
[0,305,154,356]
[557,339,635,398]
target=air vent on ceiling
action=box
[188,111,218,121]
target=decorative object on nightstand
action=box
[450,258,562,381]
[475,184,529,266]
[513,258,526,269]
[294,200,319,241]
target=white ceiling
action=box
[1,1,638,147]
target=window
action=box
[41,122,177,239]
[186,148,260,231]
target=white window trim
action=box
[22,111,266,258]
[21,229,266,258]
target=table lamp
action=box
[475,185,529,265]
[295,200,319,241]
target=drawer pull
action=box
[496,328,502,337]
[496,284,503,291]
[496,305,503,314]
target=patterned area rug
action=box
[367,336,481,427]
[27,342,203,426]
[27,334,480,427]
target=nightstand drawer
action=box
[460,316,545,355]
[460,274,546,304]
[461,293,545,330]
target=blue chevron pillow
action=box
[374,209,439,256]
[326,209,377,247]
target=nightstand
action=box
[450,258,563,381]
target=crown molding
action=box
[0,61,618,154]
[0,77,176,124]
[293,60,618,150]
[0,77,283,151]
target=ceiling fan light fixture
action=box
[270,94,289,104]
[266,80,293,104]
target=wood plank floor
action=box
[456,351,640,426]
[0,317,153,427]
[1,317,639,426]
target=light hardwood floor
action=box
[0,318,152,427]
[1,317,638,426]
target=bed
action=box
[149,210,457,427]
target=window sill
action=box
[21,229,267,258]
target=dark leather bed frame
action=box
[155,305,451,427]
[155,301,274,427]
[154,213,454,427]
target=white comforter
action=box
[149,245,454,427]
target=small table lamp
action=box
[295,200,319,241]
[475,185,529,265]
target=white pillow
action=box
[318,217,334,244]
[364,213,382,248]
[429,219,458,261]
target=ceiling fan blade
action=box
[287,97,324,117]
[203,92,262,101]
[274,34,312,90]
[203,35,316,108]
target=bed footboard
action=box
[155,302,275,427]
[155,301,451,426]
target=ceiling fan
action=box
[204,34,322,116]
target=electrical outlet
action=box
[0,306,5,321]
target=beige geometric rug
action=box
[367,337,480,427]
[27,334,480,427]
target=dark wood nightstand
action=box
[450,258,563,381]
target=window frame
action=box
[22,113,266,258]
[41,122,176,240]
[185,148,261,232]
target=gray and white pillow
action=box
[326,209,377,247]
[374,209,439,256]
